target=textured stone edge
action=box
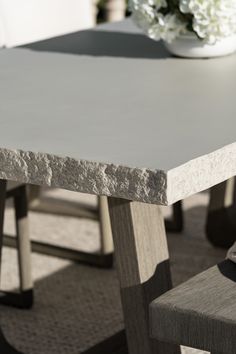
[167,142,236,205]
[0,144,235,206]
[0,148,168,205]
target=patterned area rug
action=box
[0,188,226,354]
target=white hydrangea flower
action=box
[130,2,156,33]
[180,0,236,43]
[129,0,167,12]
[129,0,187,42]
[147,0,167,8]
[129,0,236,44]
[148,13,187,42]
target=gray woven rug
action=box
[0,188,226,354]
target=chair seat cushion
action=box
[150,260,236,353]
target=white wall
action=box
[0,0,94,47]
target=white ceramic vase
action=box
[164,33,236,58]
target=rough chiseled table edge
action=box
[0,143,235,206]
[167,142,236,205]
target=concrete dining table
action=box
[0,18,236,354]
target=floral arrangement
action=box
[129,0,236,44]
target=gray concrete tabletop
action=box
[0,19,235,205]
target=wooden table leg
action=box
[108,198,180,354]
[206,178,236,248]
[99,196,113,255]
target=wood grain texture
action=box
[150,259,236,354]
[108,198,180,354]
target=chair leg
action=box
[0,184,33,309]
[15,185,33,308]
[0,180,24,352]
[165,201,184,233]
[206,178,236,248]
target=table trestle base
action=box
[27,185,114,267]
[3,234,113,268]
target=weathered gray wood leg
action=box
[98,196,114,254]
[108,198,180,354]
[0,179,23,353]
[206,178,236,248]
